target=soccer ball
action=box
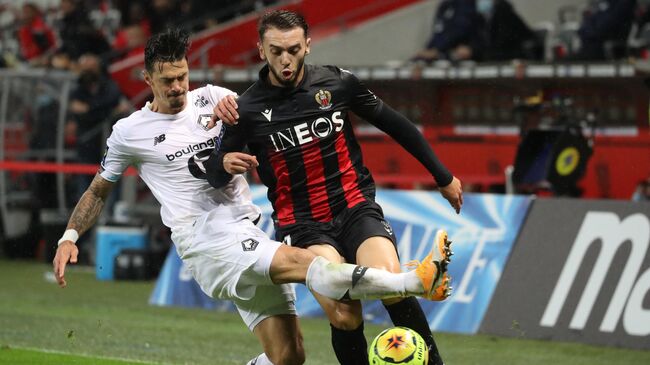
[368,326,429,364]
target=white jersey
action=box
[99,85,260,233]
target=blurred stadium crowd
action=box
[1,0,649,70]
[413,0,647,63]
[0,0,279,68]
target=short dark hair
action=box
[144,28,190,73]
[258,10,309,40]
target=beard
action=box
[167,92,186,109]
[269,56,305,87]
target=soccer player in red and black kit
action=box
[207,10,463,365]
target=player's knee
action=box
[270,245,317,284]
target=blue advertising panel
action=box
[363,190,531,334]
[150,186,531,334]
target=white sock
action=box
[305,256,424,300]
[246,353,273,365]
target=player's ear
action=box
[305,38,311,55]
[143,70,152,86]
[257,42,266,61]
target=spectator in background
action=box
[111,1,150,60]
[112,24,148,60]
[412,0,485,62]
[575,0,637,60]
[50,47,76,71]
[58,0,110,59]
[148,0,181,34]
[632,177,650,201]
[478,0,542,61]
[67,54,129,198]
[17,3,57,65]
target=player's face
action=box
[144,59,189,114]
[259,26,311,88]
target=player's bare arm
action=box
[209,94,239,128]
[53,173,115,288]
[223,152,259,174]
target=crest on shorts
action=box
[241,238,259,252]
[314,89,332,110]
[381,220,393,235]
[197,114,213,130]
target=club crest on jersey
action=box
[241,238,259,252]
[197,114,213,130]
[315,89,332,110]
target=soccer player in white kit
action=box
[52,28,453,365]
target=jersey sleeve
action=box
[205,122,249,188]
[338,69,453,186]
[99,123,131,182]
[339,68,382,119]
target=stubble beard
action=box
[270,56,305,87]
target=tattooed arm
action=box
[53,173,115,287]
[66,174,114,235]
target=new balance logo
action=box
[261,109,272,122]
[153,134,166,146]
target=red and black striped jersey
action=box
[216,64,382,227]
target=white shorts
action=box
[172,210,296,331]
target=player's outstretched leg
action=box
[305,230,453,301]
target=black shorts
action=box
[275,201,397,264]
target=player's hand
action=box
[223,152,258,174]
[52,241,79,288]
[439,176,463,214]
[209,94,239,128]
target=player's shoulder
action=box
[235,82,264,109]
[311,64,356,83]
[111,108,148,136]
[311,64,342,78]
[191,84,236,107]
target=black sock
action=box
[331,322,369,365]
[384,297,444,365]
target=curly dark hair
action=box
[144,28,190,73]
[258,10,309,40]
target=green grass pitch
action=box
[1,259,648,364]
